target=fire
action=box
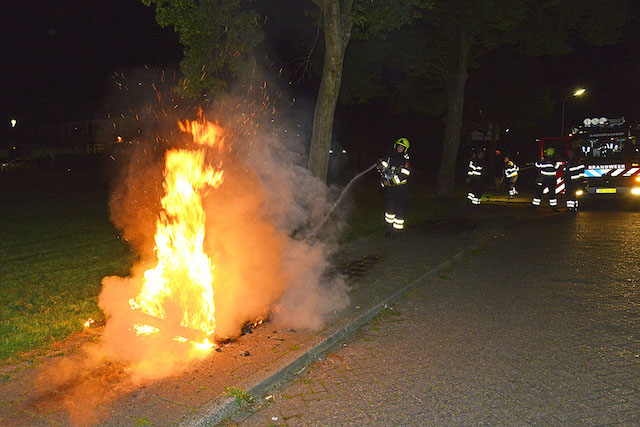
[128,119,225,348]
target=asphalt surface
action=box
[0,197,495,426]
[229,205,640,425]
[2,193,639,426]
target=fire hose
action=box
[304,162,536,241]
[304,163,378,242]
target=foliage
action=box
[140,0,263,97]
[394,0,629,106]
[514,0,629,55]
[368,0,630,196]
[351,0,432,37]
[224,386,254,406]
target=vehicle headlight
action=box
[631,188,640,195]
[575,190,584,196]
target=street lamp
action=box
[561,88,586,136]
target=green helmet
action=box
[544,147,555,156]
[394,137,410,152]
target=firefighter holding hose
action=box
[377,138,411,237]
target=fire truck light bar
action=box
[584,117,607,126]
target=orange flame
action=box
[128,119,225,346]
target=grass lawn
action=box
[0,167,461,363]
[0,171,134,362]
[340,173,465,242]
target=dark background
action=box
[2,1,639,181]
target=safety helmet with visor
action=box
[394,137,410,153]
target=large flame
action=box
[128,119,225,346]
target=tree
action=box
[415,0,629,197]
[305,0,355,182]
[141,0,423,183]
[140,0,263,97]
[306,0,428,181]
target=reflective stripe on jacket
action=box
[535,157,561,176]
[504,161,519,178]
[379,152,410,186]
[468,160,483,177]
[565,160,585,180]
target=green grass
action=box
[0,172,134,362]
[133,417,153,426]
[0,169,463,363]
[224,386,254,406]
[339,175,465,242]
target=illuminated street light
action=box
[561,88,586,136]
[10,119,17,128]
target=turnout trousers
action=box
[532,176,558,208]
[383,184,408,231]
[467,178,483,205]
[565,180,580,211]
[506,177,518,197]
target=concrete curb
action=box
[184,228,500,426]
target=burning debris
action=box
[126,119,225,350]
[98,101,348,382]
[29,68,350,427]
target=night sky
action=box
[2,1,639,148]
[1,0,181,125]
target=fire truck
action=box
[570,117,640,198]
[537,117,640,199]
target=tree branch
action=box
[339,0,355,54]
[290,15,322,83]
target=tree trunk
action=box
[307,0,353,183]
[436,29,471,197]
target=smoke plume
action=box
[33,67,349,425]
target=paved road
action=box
[231,210,640,425]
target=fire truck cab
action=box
[536,118,640,199]
[569,117,640,198]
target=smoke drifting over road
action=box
[34,67,349,425]
[102,67,349,346]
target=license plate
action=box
[596,188,616,193]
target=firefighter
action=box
[531,147,562,212]
[377,138,411,236]
[564,149,585,212]
[467,151,485,206]
[503,155,519,198]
